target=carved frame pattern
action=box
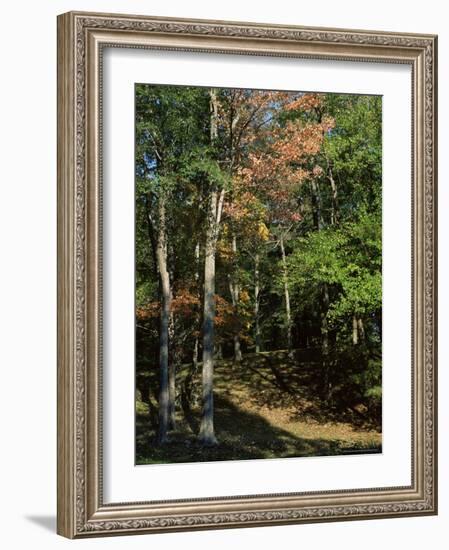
[57,11,437,538]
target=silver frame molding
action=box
[57,11,438,538]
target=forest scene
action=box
[135,84,382,465]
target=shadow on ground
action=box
[136,349,381,464]
[136,391,380,465]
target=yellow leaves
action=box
[322,115,335,133]
[257,222,270,242]
[217,238,233,261]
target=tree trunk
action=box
[352,314,359,345]
[168,350,176,430]
[167,246,176,430]
[192,337,199,368]
[199,88,223,446]
[156,197,171,444]
[280,235,293,355]
[310,179,324,230]
[357,317,365,342]
[199,217,219,446]
[254,253,261,353]
[229,235,242,362]
[321,283,330,353]
[321,282,331,401]
[182,241,201,418]
[352,315,365,345]
[310,177,331,397]
[215,343,223,360]
[192,241,200,368]
[233,334,241,362]
[325,152,339,226]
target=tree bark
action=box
[254,253,261,353]
[199,210,219,446]
[192,241,200,368]
[229,234,242,362]
[280,235,293,355]
[310,177,331,396]
[357,316,365,342]
[168,343,176,430]
[167,245,177,430]
[310,179,324,230]
[325,151,339,226]
[321,283,330,354]
[144,197,159,280]
[352,314,359,345]
[182,241,202,418]
[199,88,223,446]
[233,332,241,362]
[352,315,365,345]
[215,343,223,360]
[321,282,331,401]
[156,196,171,444]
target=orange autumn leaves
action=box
[137,287,199,322]
[239,92,334,226]
[137,286,249,343]
[138,92,334,332]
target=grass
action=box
[136,350,381,465]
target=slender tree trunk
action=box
[215,343,223,360]
[325,150,339,364]
[280,235,293,355]
[167,248,176,430]
[182,241,201,418]
[156,197,171,444]
[199,88,223,446]
[199,212,219,446]
[145,197,159,280]
[321,282,331,401]
[311,178,331,397]
[325,152,339,226]
[310,179,324,231]
[192,338,199,368]
[229,234,242,362]
[254,253,261,353]
[321,283,330,354]
[352,315,365,345]
[352,314,359,345]
[192,241,200,368]
[168,349,176,430]
[233,333,241,361]
[357,317,365,342]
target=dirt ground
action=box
[136,350,381,464]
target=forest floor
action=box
[136,350,382,464]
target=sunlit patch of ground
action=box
[136,350,381,465]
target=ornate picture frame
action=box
[57,11,437,538]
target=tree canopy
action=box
[135,84,382,458]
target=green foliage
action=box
[135,85,383,440]
[289,214,382,323]
[136,280,158,308]
[322,95,382,211]
[288,210,381,329]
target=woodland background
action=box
[135,85,382,463]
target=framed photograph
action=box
[57,11,438,538]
